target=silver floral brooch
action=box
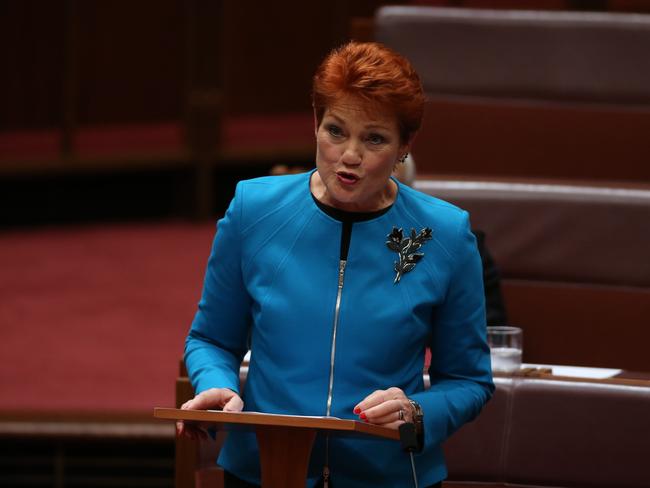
[386,227,433,284]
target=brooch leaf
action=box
[386,227,433,284]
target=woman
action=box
[179,41,493,488]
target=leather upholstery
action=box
[444,377,650,487]
[374,6,650,181]
[414,179,650,287]
[376,6,650,104]
[414,177,650,371]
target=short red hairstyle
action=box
[312,41,425,144]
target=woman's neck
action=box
[309,171,397,213]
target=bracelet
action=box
[408,398,424,452]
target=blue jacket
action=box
[185,172,494,487]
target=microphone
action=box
[399,423,419,488]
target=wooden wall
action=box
[0,0,399,132]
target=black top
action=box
[312,193,393,261]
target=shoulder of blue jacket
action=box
[395,181,471,238]
[232,172,314,234]
[236,172,310,208]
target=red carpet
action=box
[0,221,216,417]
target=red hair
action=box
[312,41,425,144]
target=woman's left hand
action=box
[353,387,414,430]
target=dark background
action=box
[3,0,646,228]
[0,0,401,227]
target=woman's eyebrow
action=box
[325,113,346,125]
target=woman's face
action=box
[312,97,409,212]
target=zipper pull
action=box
[323,464,330,488]
[338,260,346,288]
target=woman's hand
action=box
[353,387,414,430]
[176,388,244,439]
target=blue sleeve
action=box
[412,211,494,447]
[184,182,252,395]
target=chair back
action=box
[376,6,650,182]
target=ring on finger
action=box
[398,409,404,421]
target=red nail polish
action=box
[360,412,367,420]
[353,407,361,414]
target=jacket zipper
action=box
[324,258,347,488]
[326,259,347,416]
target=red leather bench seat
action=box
[444,376,650,488]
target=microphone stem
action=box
[409,452,419,488]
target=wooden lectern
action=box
[154,407,399,488]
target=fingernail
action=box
[360,412,367,420]
[353,407,361,414]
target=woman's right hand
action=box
[176,388,244,439]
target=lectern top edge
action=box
[153,407,399,440]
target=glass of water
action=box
[487,326,523,373]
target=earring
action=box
[398,153,408,164]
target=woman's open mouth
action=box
[336,171,360,186]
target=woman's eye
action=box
[327,125,343,137]
[367,134,386,145]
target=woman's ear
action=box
[401,132,417,157]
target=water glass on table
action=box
[487,326,523,373]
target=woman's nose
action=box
[341,143,362,165]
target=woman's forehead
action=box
[324,96,398,130]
